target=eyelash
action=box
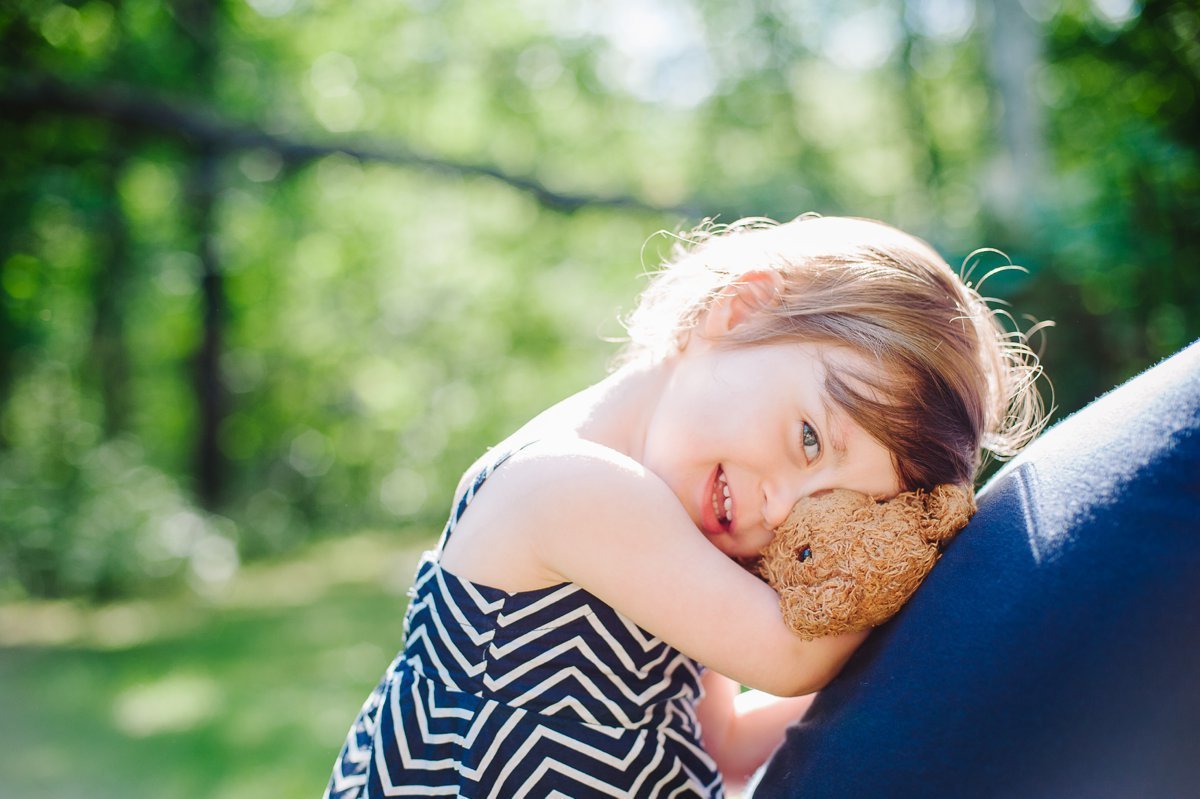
[802,421,821,462]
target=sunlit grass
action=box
[0,531,429,798]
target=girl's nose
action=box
[763,471,833,529]
[762,478,805,530]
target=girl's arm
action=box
[695,671,840,788]
[478,440,867,697]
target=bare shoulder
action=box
[440,438,677,590]
[501,437,678,519]
[457,437,685,547]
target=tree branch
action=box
[1,73,699,216]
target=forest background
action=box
[2,0,1198,796]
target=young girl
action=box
[324,215,1044,798]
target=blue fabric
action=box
[750,340,1200,799]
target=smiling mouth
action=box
[711,466,733,530]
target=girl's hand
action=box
[695,671,820,789]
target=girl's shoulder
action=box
[468,436,674,524]
[440,436,676,592]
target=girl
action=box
[324,215,1045,798]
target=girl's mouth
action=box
[709,465,733,532]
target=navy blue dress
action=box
[325,447,724,798]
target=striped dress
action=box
[324,447,724,798]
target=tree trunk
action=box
[175,0,228,510]
[190,144,225,509]
[87,148,134,438]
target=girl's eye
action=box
[802,421,821,462]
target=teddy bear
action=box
[755,484,976,640]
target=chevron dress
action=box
[325,447,724,798]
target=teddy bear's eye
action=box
[799,546,812,562]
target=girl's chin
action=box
[711,537,743,558]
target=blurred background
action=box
[1,0,1197,795]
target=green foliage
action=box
[0,533,425,796]
[1,0,1198,600]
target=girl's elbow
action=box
[781,630,869,695]
[804,664,841,694]
[743,626,865,696]
[761,649,847,697]
[760,669,827,698]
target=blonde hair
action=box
[620,215,1049,489]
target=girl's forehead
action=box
[735,341,890,411]
[750,339,884,376]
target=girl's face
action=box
[641,338,902,559]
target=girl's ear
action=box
[701,270,784,337]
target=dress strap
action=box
[434,441,538,553]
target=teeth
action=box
[712,469,732,525]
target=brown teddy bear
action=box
[756,485,976,640]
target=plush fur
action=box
[757,485,976,640]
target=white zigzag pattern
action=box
[646,758,687,798]
[536,695,627,735]
[490,577,663,659]
[333,602,714,796]
[507,662,652,727]
[408,582,701,729]
[578,611,678,675]
[371,680,479,797]
[326,692,387,795]
[493,583,583,626]
[492,603,672,680]
[415,673,475,729]
[409,557,439,594]
[383,678,462,770]
[488,722,653,795]
[668,781,699,799]
[401,591,498,687]
[627,732,670,796]
[326,750,367,796]
[434,562,506,620]
[427,570,494,658]
[404,564,528,688]
[401,621,464,691]
[378,677,700,796]
[661,725,719,785]
[379,672,532,784]
[485,642,661,724]
[447,702,529,782]
[615,608,666,651]
[410,561,504,639]
[327,689,385,794]
[486,633,701,718]
[341,733,372,767]
[513,756,639,798]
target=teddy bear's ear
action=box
[920,483,977,542]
